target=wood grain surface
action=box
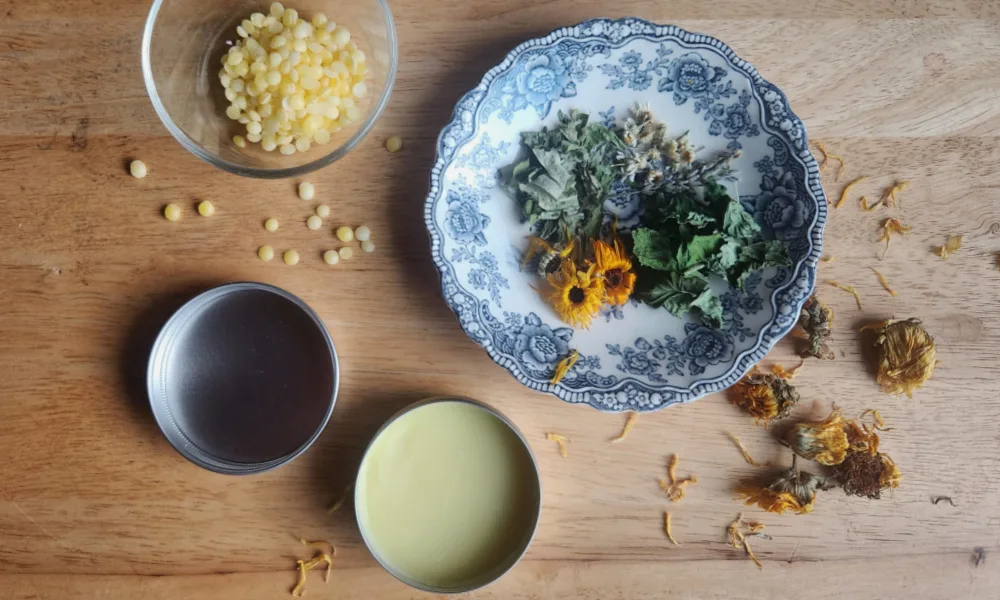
[2,0,1000,598]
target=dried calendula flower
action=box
[861,318,937,397]
[610,411,639,444]
[784,409,850,466]
[550,350,579,385]
[737,458,834,515]
[797,295,834,359]
[731,367,800,425]
[935,235,963,258]
[878,217,912,254]
[825,280,862,310]
[658,454,698,502]
[835,451,901,499]
[547,432,569,458]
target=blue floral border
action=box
[424,19,827,412]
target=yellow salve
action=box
[356,400,539,591]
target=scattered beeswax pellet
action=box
[336,226,354,242]
[385,136,403,152]
[360,240,375,253]
[354,225,371,241]
[338,246,353,260]
[130,160,147,178]
[265,218,279,232]
[323,250,340,265]
[316,204,330,218]
[164,203,182,221]
[233,135,247,148]
[258,245,275,261]
[283,249,300,265]
[307,215,323,230]
[298,182,315,201]
[197,201,215,217]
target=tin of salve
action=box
[355,397,541,592]
[147,282,339,474]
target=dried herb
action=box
[550,350,579,384]
[878,217,912,255]
[610,411,639,444]
[935,235,963,258]
[731,367,800,425]
[771,360,804,380]
[825,280,862,310]
[737,457,834,515]
[728,432,769,466]
[785,410,850,466]
[881,180,909,208]
[836,175,867,209]
[797,295,835,359]
[658,454,698,502]
[291,548,335,596]
[814,141,845,181]
[870,267,897,296]
[545,262,604,329]
[592,238,636,306]
[663,511,680,545]
[727,513,767,569]
[861,318,937,397]
[523,237,575,277]
[834,451,901,499]
[546,432,569,458]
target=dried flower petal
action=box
[797,296,835,359]
[935,235,963,258]
[820,255,835,263]
[860,195,877,211]
[550,350,579,384]
[728,432,769,467]
[878,217,912,255]
[737,461,834,515]
[836,176,867,209]
[546,432,569,458]
[785,409,850,465]
[610,411,639,444]
[814,141,845,181]
[727,513,764,569]
[659,454,698,502]
[870,267,898,297]
[771,360,804,380]
[861,318,937,397]
[881,180,909,208]
[326,483,354,514]
[812,141,829,170]
[732,367,800,425]
[825,280,863,310]
[664,511,680,545]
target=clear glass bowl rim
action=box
[140,0,398,179]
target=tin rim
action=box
[354,397,542,593]
[146,282,340,475]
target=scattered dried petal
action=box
[728,432,768,466]
[327,483,354,514]
[727,513,764,569]
[771,360,805,380]
[860,195,878,211]
[550,350,579,384]
[836,176,867,209]
[820,255,835,263]
[664,511,680,545]
[881,180,909,208]
[659,454,698,501]
[797,296,835,359]
[547,432,569,458]
[610,412,639,444]
[813,141,829,170]
[878,217,912,255]
[861,318,937,397]
[870,267,898,297]
[814,142,845,181]
[935,235,963,258]
[824,280,862,310]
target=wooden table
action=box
[2,1,1000,598]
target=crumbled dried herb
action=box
[737,458,834,515]
[797,295,835,359]
[785,409,850,466]
[834,451,901,499]
[861,318,937,397]
[731,367,800,425]
[935,235,963,258]
[975,548,986,567]
[881,180,909,209]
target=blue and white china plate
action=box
[424,19,826,412]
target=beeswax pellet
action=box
[283,249,300,265]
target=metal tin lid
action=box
[147,282,339,474]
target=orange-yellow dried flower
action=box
[326,483,354,514]
[785,409,850,465]
[881,180,909,208]
[737,460,833,515]
[835,451,902,499]
[731,367,800,425]
[592,238,636,306]
[545,261,604,328]
[728,432,769,467]
[861,318,937,397]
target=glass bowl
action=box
[142,0,397,178]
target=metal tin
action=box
[147,282,339,474]
[354,397,542,593]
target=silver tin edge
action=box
[146,282,340,475]
[354,396,542,593]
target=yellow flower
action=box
[785,409,850,466]
[545,261,604,329]
[731,367,799,425]
[592,238,636,306]
[861,318,937,398]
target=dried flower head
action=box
[785,409,850,465]
[861,318,937,397]
[834,451,901,499]
[797,296,834,359]
[737,460,834,515]
[732,367,800,425]
[592,238,636,306]
[545,261,605,329]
